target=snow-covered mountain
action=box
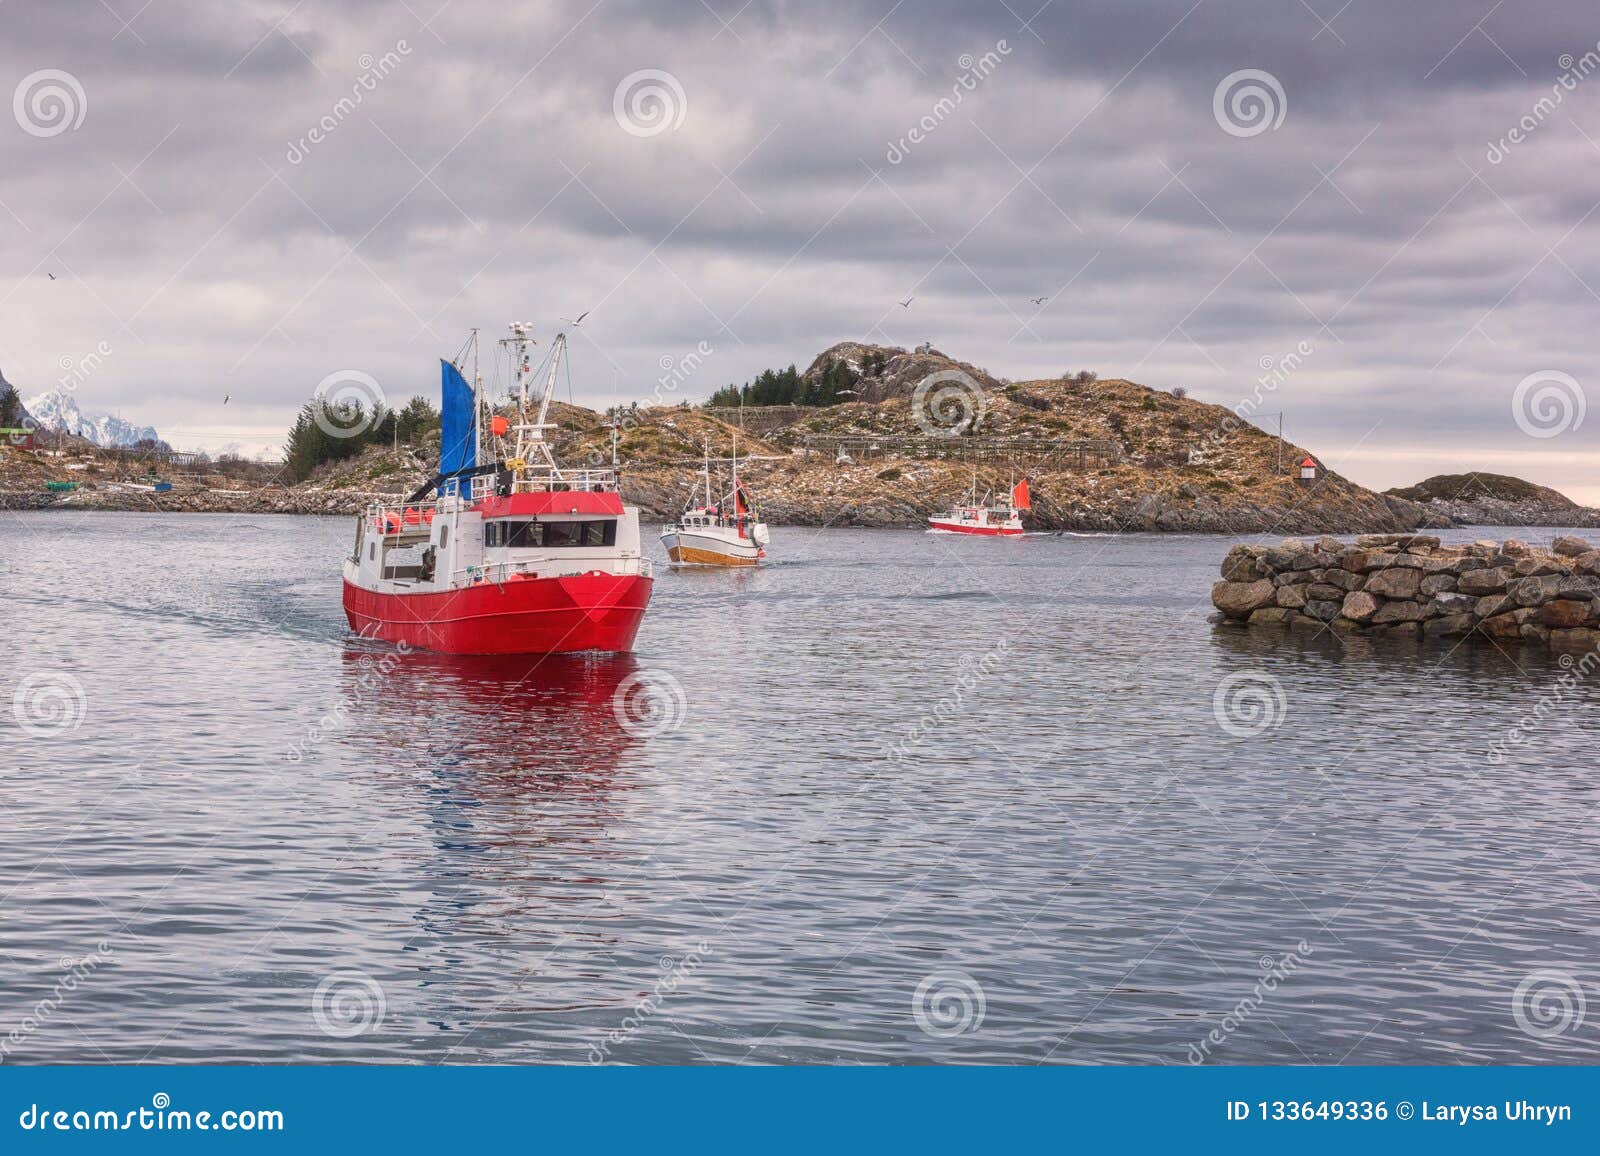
[22,388,167,449]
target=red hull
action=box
[927,520,1023,537]
[343,572,652,655]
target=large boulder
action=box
[1552,535,1593,557]
[1477,611,1525,639]
[1550,627,1600,651]
[1304,599,1342,622]
[1340,551,1400,574]
[1276,584,1309,609]
[1212,579,1277,619]
[1424,613,1475,636]
[1248,607,1299,625]
[1372,599,1428,624]
[1458,567,1510,595]
[1513,556,1572,577]
[1508,573,1563,606]
[1475,593,1515,618]
[1555,576,1600,600]
[1419,573,1458,596]
[1429,592,1477,615]
[1538,600,1597,628]
[1340,590,1381,623]
[1320,568,1364,591]
[1366,567,1422,600]
[1220,547,1261,582]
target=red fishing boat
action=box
[927,474,1031,536]
[342,324,653,655]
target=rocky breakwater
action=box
[1212,533,1600,650]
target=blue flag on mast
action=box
[439,359,476,494]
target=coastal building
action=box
[1,426,35,448]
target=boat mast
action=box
[470,328,482,468]
[532,332,564,437]
[500,323,568,489]
[501,322,535,469]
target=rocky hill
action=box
[799,341,1002,403]
[0,341,1502,534]
[1385,473,1600,528]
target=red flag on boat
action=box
[1012,478,1031,510]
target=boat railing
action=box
[508,465,621,493]
[361,497,451,535]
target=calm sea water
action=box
[2,512,1598,1065]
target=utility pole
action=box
[1257,412,1285,472]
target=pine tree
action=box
[0,383,20,427]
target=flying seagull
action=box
[562,310,590,327]
[1030,296,1048,305]
[223,395,230,405]
[47,273,56,280]
[898,295,914,308]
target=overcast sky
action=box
[2,0,1596,500]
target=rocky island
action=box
[1385,473,1600,528]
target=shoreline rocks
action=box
[0,474,1445,533]
[1212,534,1600,650]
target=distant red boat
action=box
[342,325,653,656]
[927,476,1031,537]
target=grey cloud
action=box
[0,0,1595,501]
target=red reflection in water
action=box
[336,645,643,810]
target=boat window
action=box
[438,524,449,549]
[543,520,583,547]
[484,519,617,548]
[368,542,375,561]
